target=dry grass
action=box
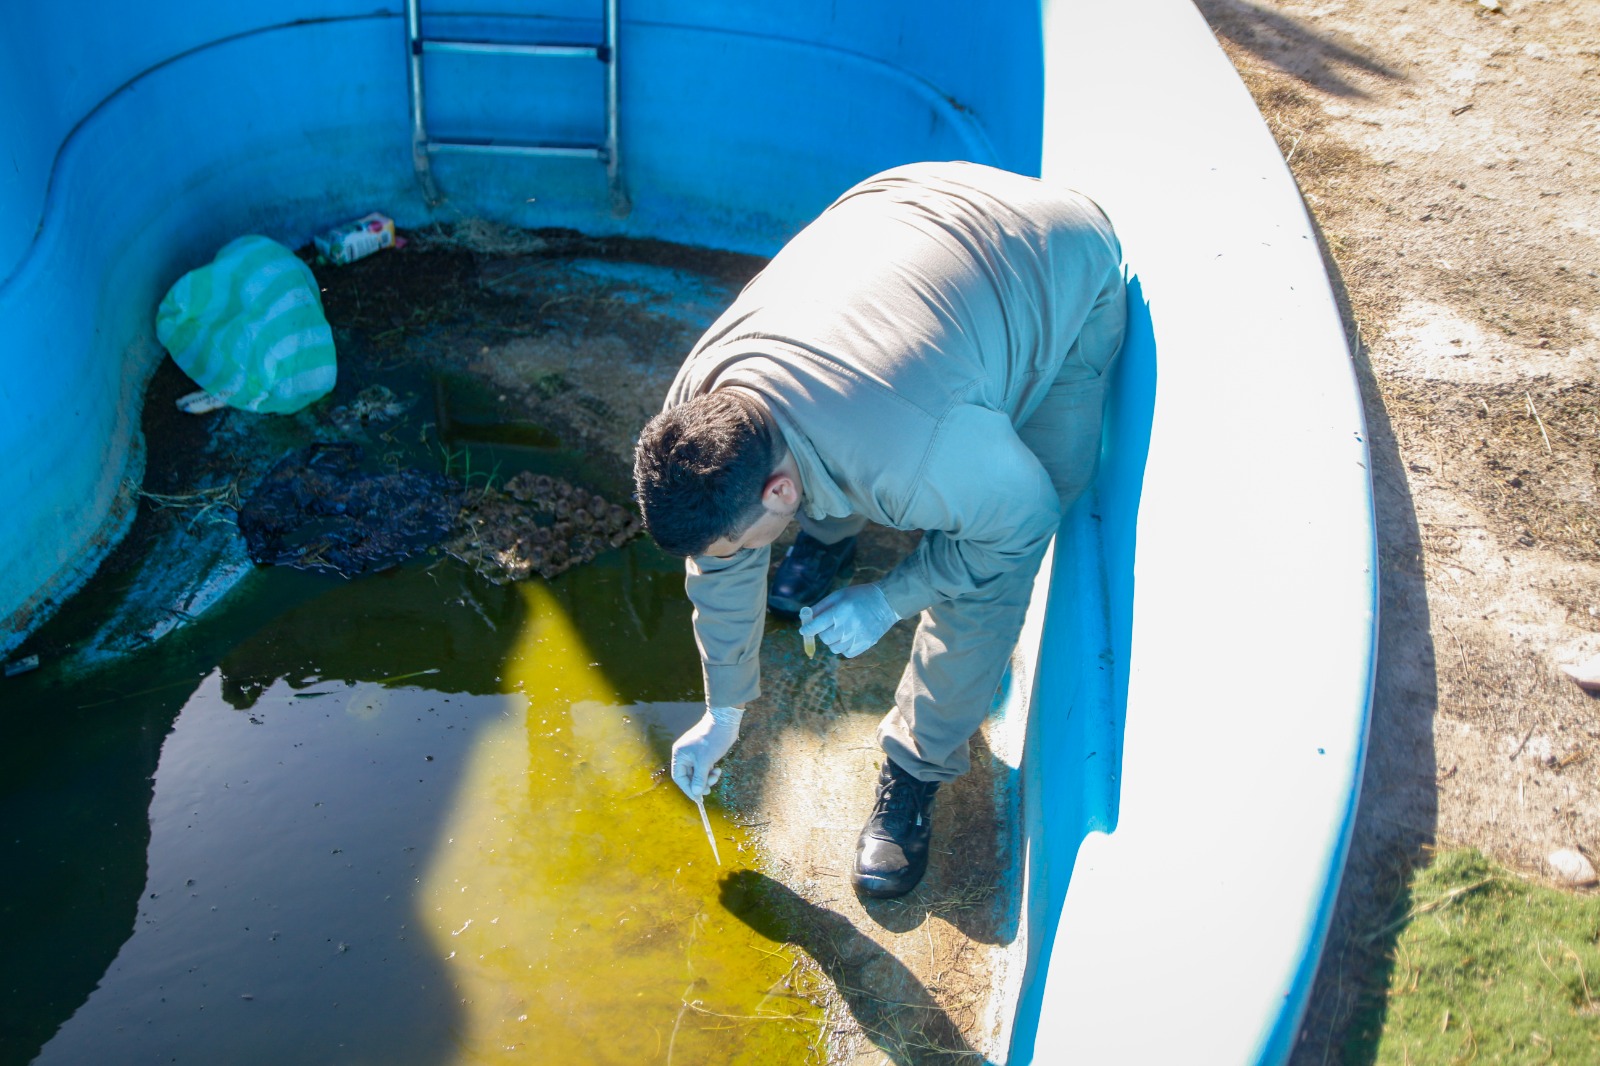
[138,478,243,527]
[1384,379,1600,561]
[407,217,554,256]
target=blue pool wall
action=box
[1010,275,1152,1054]
[0,0,1044,651]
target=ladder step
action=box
[417,40,608,61]
[426,140,608,161]
[405,0,626,214]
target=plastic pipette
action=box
[695,795,721,865]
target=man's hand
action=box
[671,705,745,799]
[800,583,899,658]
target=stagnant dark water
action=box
[3,241,842,1064]
[2,530,824,1065]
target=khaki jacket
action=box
[662,162,1123,708]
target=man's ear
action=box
[762,471,798,508]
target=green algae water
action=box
[3,552,824,1065]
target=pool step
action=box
[404,0,627,214]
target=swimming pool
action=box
[0,1,1375,1061]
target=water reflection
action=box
[32,672,471,1065]
[30,567,822,1065]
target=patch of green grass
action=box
[1364,848,1600,1065]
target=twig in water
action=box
[682,1000,819,1024]
[666,983,694,1066]
[139,479,243,527]
[76,676,198,709]
[375,667,441,685]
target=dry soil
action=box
[1192,1,1600,1060]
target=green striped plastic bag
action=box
[156,235,337,414]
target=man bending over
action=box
[632,161,1126,898]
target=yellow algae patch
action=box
[419,581,822,1064]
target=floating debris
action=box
[443,470,643,583]
[238,443,463,576]
[327,384,414,434]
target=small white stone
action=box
[1560,652,1600,693]
[1547,848,1597,887]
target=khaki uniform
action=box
[663,161,1126,781]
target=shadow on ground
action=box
[1289,234,1440,1065]
[722,870,983,1065]
[1197,0,1403,98]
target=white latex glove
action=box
[799,583,899,658]
[671,705,744,799]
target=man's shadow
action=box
[720,870,985,1065]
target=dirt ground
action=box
[1190,0,1600,1060]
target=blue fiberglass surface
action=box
[1009,275,1153,1059]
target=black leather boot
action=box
[852,758,940,899]
[767,530,856,617]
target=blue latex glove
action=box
[799,583,899,658]
[671,705,744,799]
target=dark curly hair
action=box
[632,390,781,557]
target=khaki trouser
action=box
[801,274,1127,782]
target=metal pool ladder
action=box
[405,0,627,214]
